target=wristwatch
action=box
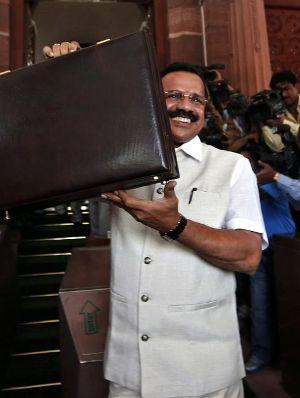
[159,214,188,240]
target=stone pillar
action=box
[167,0,204,65]
[229,0,272,95]
[204,0,233,80]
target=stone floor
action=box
[240,315,292,398]
[246,366,291,398]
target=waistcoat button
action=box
[144,257,151,264]
[141,334,149,341]
[156,187,164,194]
[141,295,149,302]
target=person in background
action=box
[240,150,296,373]
[261,70,300,153]
[257,161,300,207]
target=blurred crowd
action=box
[200,66,300,373]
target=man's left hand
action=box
[43,41,81,58]
[101,181,181,232]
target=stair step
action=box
[16,206,89,224]
[13,320,59,353]
[18,272,64,295]
[3,350,60,388]
[20,295,59,323]
[1,382,61,398]
[17,253,71,274]
[18,253,71,265]
[2,206,91,396]
[18,236,86,255]
[29,211,89,225]
[21,222,90,239]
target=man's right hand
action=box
[43,41,80,58]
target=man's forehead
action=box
[162,71,205,94]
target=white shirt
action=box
[105,136,267,397]
[176,136,268,248]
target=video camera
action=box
[247,89,286,124]
[200,64,232,103]
[244,123,299,178]
[201,110,228,150]
[226,93,249,119]
[207,79,235,105]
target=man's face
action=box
[162,71,206,146]
[276,81,298,108]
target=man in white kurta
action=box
[102,63,267,398]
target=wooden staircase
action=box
[1,207,89,398]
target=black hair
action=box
[161,62,203,79]
[161,62,208,98]
[270,70,297,89]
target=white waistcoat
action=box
[104,144,245,397]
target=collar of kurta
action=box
[175,135,202,162]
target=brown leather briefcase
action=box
[0,30,178,210]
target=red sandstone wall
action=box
[167,0,204,65]
[167,0,232,79]
[167,0,271,95]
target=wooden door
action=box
[9,0,169,70]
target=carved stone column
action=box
[229,0,272,95]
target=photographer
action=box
[261,70,300,153]
[239,149,296,373]
[250,79,300,206]
[202,66,254,151]
[270,70,300,137]
[247,88,299,180]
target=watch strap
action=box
[160,214,187,240]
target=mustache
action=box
[168,109,199,123]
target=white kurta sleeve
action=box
[224,156,268,249]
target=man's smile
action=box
[172,116,192,124]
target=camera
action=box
[207,79,234,105]
[200,63,225,83]
[226,93,249,118]
[201,111,228,150]
[198,63,299,178]
[247,89,286,123]
[244,124,299,178]
[273,124,299,178]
